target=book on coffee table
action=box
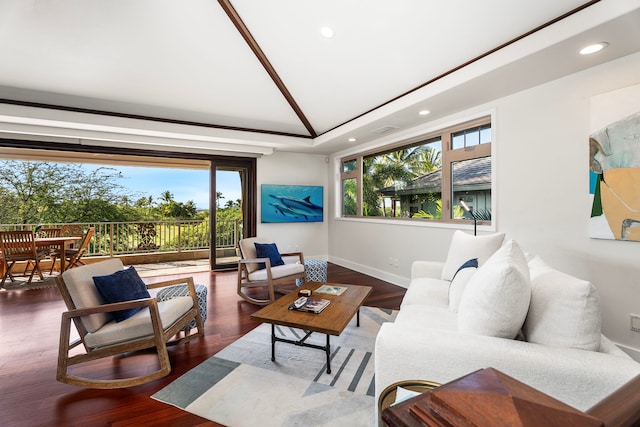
[315,284,347,296]
[296,297,331,313]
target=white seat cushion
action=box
[401,277,450,308]
[84,296,194,348]
[458,240,531,339]
[441,231,505,281]
[247,263,304,281]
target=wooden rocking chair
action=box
[56,258,204,389]
[237,237,306,305]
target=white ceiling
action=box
[0,0,639,156]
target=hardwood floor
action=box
[0,263,406,427]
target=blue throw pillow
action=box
[93,266,151,322]
[254,242,285,270]
[452,258,478,280]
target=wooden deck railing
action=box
[0,219,242,259]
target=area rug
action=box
[0,276,57,292]
[152,306,397,427]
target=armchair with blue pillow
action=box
[236,237,306,305]
[55,258,204,389]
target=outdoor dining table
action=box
[35,236,82,273]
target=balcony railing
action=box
[0,219,242,259]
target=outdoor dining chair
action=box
[49,227,95,273]
[0,230,46,287]
[40,227,62,256]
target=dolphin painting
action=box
[269,194,323,219]
[269,202,301,219]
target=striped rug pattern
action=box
[152,306,397,426]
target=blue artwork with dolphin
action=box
[261,184,323,223]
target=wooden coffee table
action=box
[250,281,372,374]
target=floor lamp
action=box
[459,199,477,236]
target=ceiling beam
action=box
[218,0,318,138]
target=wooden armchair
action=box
[237,237,306,305]
[0,230,46,287]
[56,258,204,389]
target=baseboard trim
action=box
[328,256,410,288]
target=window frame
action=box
[339,115,492,226]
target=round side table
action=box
[378,379,441,426]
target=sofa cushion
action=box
[458,240,531,339]
[523,258,602,351]
[93,266,151,322]
[394,304,458,332]
[448,259,478,313]
[441,231,505,281]
[401,277,450,308]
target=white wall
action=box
[257,151,329,259]
[327,51,640,354]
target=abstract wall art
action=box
[589,83,640,241]
[261,184,324,223]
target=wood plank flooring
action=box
[0,263,406,427]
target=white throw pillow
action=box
[441,231,505,281]
[448,259,478,313]
[457,240,531,339]
[524,262,602,351]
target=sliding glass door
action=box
[211,158,256,270]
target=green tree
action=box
[0,161,136,223]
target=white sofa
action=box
[375,231,640,420]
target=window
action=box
[340,117,492,224]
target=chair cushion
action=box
[441,231,505,281]
[60,258,125,333]
[457,240,531,339]
[239,237,269,273]
[523,257,602,351]
[254,242,285,270]
[93,267,151,322]
[83,296,194,348]
[247,263,305,281]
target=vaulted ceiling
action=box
[0,0,639,156]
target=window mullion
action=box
[442,133,452,220]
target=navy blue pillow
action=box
[452,258,478,281]
[254,242,285,270]
[93,267,151,322]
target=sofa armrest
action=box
[411,261,445,280]
[374,323,640,415]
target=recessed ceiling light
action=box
[418,110,431,116]
[320,27,334,38]
[348,137,356,142]
[579,42,609,55]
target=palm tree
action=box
[371,147,433,216]
[159,191,174,204]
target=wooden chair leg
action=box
[1,261,16,286]
[49,255,59,274]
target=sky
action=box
[82,164,241,210]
